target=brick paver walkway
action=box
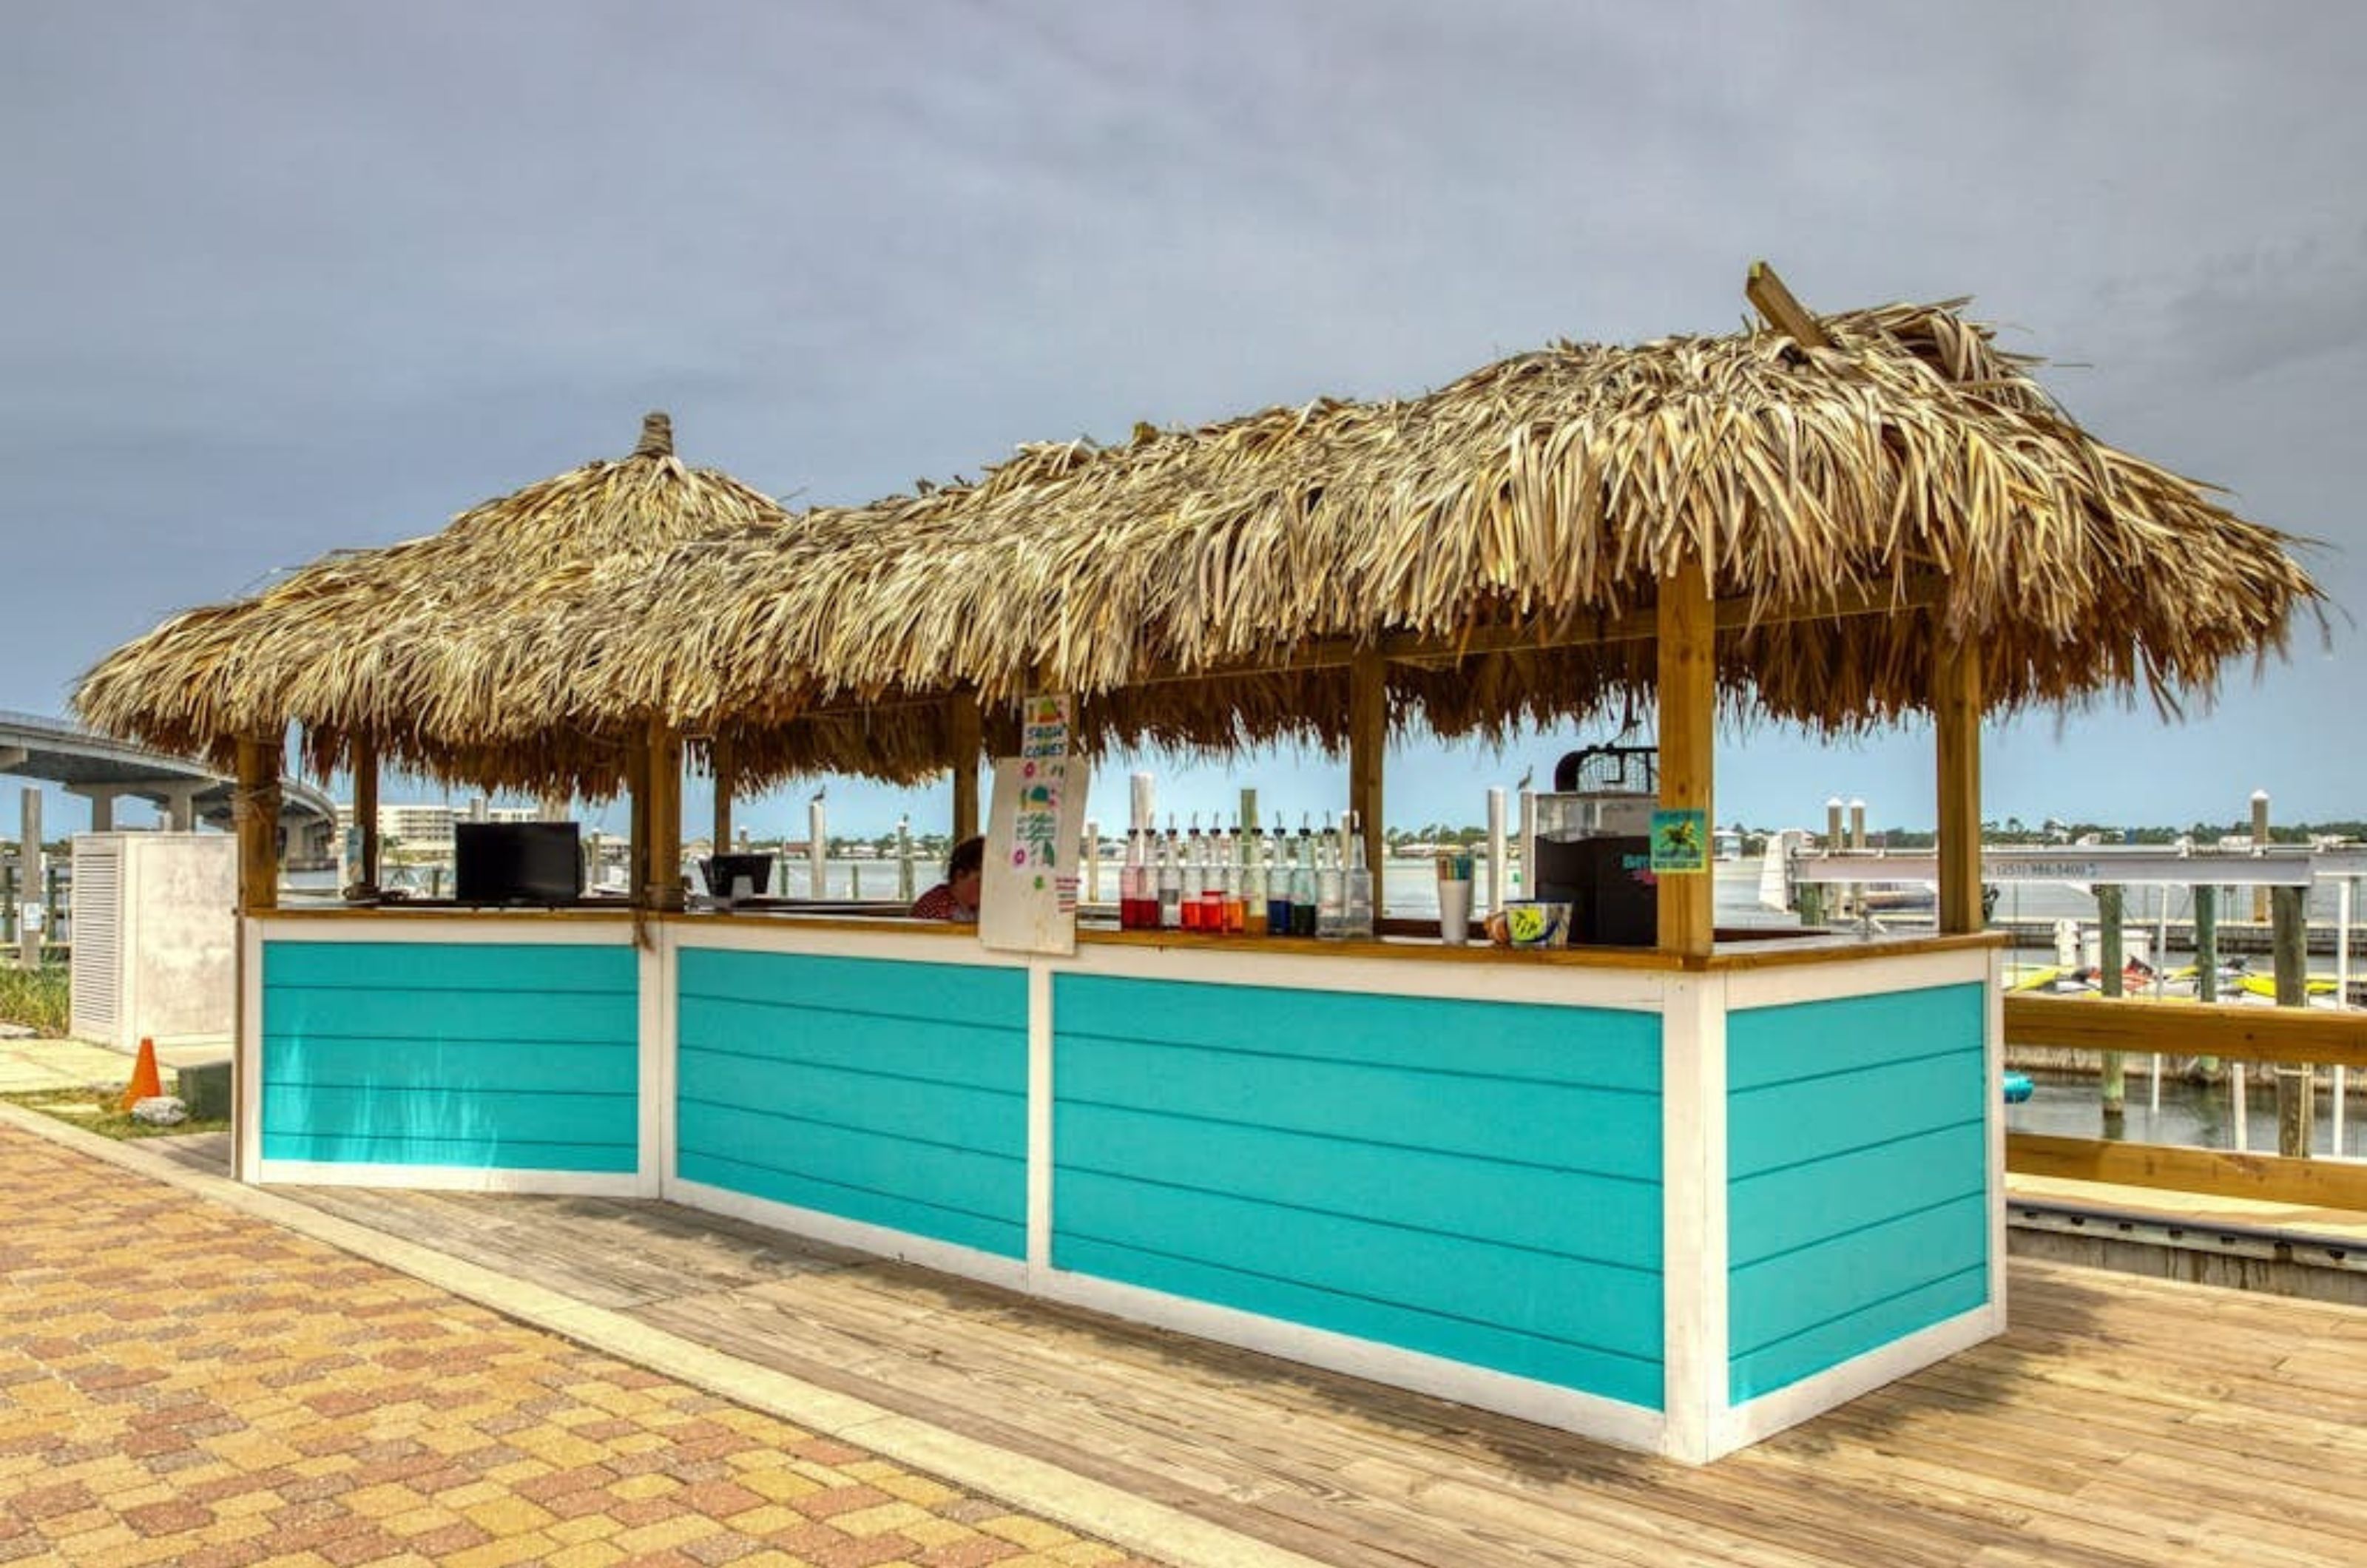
[0,1125,1166,1568]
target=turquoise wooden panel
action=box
[1726,984,1989,1399]
[263,1084,636,1148]
[263,1035,637,1095]
[260,1131,634,1169]
[681,1050,1019,1156]
[264,989,635,1050]
[674,947,1028,1257]
[1728,1053,1984,1176]
[1730,1266,1989,1402]
[1056,973,1661,1092]
[1060,1102,1661,1271]
[265,941,633,995]
[1729,1194,1988,1354]
[682,947,1024,1030]
[1060,1170,1662,1362]
[1053,973,1665,1410]
[1728,1122,1985,1267]
[1060,1038,1658,1182]
[259,939,639,1173]
[676,1109,1024,1260]
[683,995,1017,1093]
[1056,1237,1663,1410]
[1726,984,1987,1089]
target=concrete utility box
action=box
[69,833,236,1052]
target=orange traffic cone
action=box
[119,1037,163,1112]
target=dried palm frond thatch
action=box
[540,299,2321,763]
[76,296,2326,791]
[74,413,791,796]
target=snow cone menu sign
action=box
[982,695,1091,955]
[1650,808,1709,874]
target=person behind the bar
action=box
[910,834,986,922]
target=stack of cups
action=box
[1435,851,1475,945]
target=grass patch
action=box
[0,1087,229,1141]
[0,964,70,1035]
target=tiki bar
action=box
[75,267,2321,1462]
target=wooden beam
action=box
[948,693,982,842]
[349,735,379,896]
[646,723,684,912]
[1655,558,1715,958]
[1934,640,1982,934]
[710,733,734,853]
[234,731,280,913]
[2008,1132,2367,1212]
[1745,260,1834,349]
[2003,993,2367,1071]
[1348,648,1386,894]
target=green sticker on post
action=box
[1650,808,1709,873]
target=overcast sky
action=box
[6,1,2364,839]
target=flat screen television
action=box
[702,853,773,899]
[454,821,583,906]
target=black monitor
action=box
[702,853,773,899]
[454,822,584,906]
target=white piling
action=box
[1084,818,1101,902]
[2336,879,2352,1155]
[1485,787,1507,913]
[897,816,914,904]
[808,797,828,899]
[1516,788,1536,903]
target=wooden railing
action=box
[2004,993,2367,1209]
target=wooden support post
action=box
[646,723,684,913]
[2097,884,2125,1125]
[625,743,652,910]
[1746,260,1833,348]
[710,734,735,853]
[350,737,379,896]
[1655,556,1715,959]
[2272,884,2313,1158]
[234,733,280,914]
[1349,648,1387,900]
[1934,642,1982,936]
[949,693,982,843]
[2192,884,2221,1074]
[15,788,39,967]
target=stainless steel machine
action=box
[1528,744,1658,945]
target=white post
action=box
[1130,771,1155,835]
[2152,885,2167,1112]
[2335,879,2352,1155]
[1516,789,1536,903]
[1083,817,1101,903]
[897,816,914,904]
[2232,1061,2250,1154]
[1485,786,1507,913]
[808,797,828,899]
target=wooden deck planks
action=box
[250,1180,2367,1568]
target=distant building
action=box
[331,800,560,851]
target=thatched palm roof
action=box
[74,413,790,794]
[523,299,2321,766]
[75,294,2326,795]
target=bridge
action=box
[0,709,337,865]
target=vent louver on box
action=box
[69,840,123,1042]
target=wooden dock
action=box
[135,1136,2366,1568]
